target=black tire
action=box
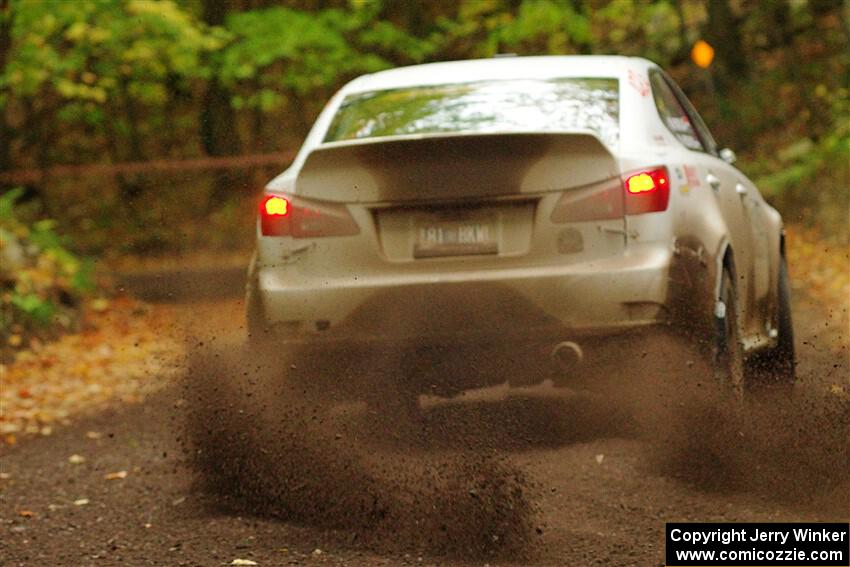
[747,257,796,394]
[714,268,746,400]
[246,280,265,341]
[245,254,273,345]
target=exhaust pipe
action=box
[551,341,583,372]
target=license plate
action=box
[414,220,497,258]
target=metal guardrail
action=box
[0,151,297,184]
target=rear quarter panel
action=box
[618,62,733,339]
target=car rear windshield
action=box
[323,78,619,147]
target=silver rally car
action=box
[246,55,794,407]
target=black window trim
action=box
[658,69,719,156]
[648,68,718,156]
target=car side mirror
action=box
[720,148,737,164]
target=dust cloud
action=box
[616,334,849,511]
[182,324,848,562]
[646,387,848,510]
[557,330,848,512]
[183,337,537,560]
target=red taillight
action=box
[551,167,670,223]
[260,195,291,236]
[259,193,359,238]
[623,167,669,215]
[263,195,289,217]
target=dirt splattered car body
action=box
[247,55,794,399]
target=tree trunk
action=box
[704,0,748,93]
[200,0,244,208]
[117,78,145,201]
[0,0,14,182]
[672,0,692,66]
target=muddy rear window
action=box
[324,78,619,147]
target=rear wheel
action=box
[246,283,266,343]
[714,269,746,400]
[246,257,289,347]
[245,253,267,343]
[747,257,796,395]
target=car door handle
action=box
[735,183,748,196]
[706,173,721,191]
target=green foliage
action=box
[0,188,93,343]
[9,292,55,326]
[488,0,592,54]
[592,0,681,64]
[752,85,850,240]
[219,6,383,115]
[6,0,221,98]
[0,0,847,255]
[217,4,438,120]
[2,0,223,169]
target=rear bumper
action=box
[257,242,675,344]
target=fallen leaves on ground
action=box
[785,225,850,363]
[786,225,850,317]
[0,296,182,445]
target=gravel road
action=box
[1,285,847,566]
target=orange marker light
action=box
[264,196,289,216]
[691,40,715,69]
[627,172,657,193]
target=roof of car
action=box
[342,55,654,94]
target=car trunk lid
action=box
[293,132,625,263]
[295,132,619,202]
